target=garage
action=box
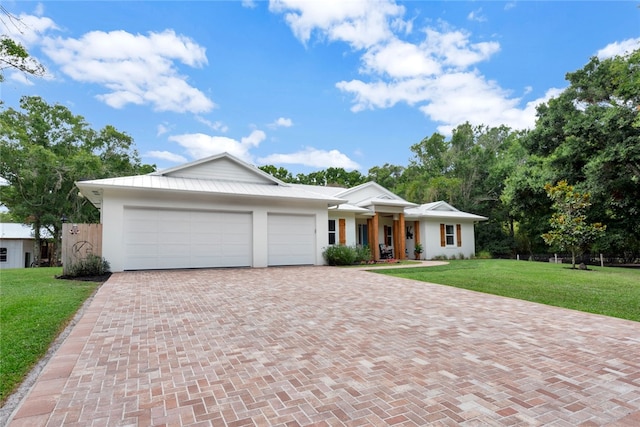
[123,208,252,270]
[268,214,315,266]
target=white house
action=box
[76,153,487,272]
[0,223,36,269]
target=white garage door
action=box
[124,208,252,270]
[268,214,315,266]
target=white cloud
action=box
[258,147,360,170]
[423,28,500,69]
[168,129,266,163]
[195,116,229,132]
[3,12,58,47]
[241,0,257,9]
[8,71,36,85]
[271,2,546,132]
[40,28,215,113]
[269,0,406,49]
[145,150,188,163]
[596,38,640,60]
[361,38,441,78]
[156,123,171,136]
[467,9,487,23]
[268,117,294,128]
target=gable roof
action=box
[76,153,346,209]
[150,152,284,185]
[405,201,487,221]
[334,181,417,209]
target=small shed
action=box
[0,223,36,269]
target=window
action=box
[357,224,368,246]
[328,220,336,245]
[0,247,7,262]
[384,225,392,246]
[440,223,462,247]
[445,225,455,246]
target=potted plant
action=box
[414,242,423,260]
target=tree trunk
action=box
[571,250,576,269]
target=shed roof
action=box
[0,223,35,240]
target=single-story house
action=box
[76,153,487,272]
[0,223,36,269]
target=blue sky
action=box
[2,1,639,175]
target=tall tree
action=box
[0,96,154,264]
[512,49,640,257]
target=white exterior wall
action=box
[420,219,477,260]
[0,239,31,269]
[327,212,357,246]
[101,188,329,272]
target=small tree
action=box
[542,180,606,269]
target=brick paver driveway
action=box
[8,266,640,426]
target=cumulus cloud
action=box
[269,0,406,49]
[168,130,266,163]
[268,117,294,128]
[596,38,640,59]
[39,28,214,113]
[145,150,188,163]
[258,147,360,170]
[270,0,549,132]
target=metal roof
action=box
[0,223,34,239]
[405,201,487,221]
[76,175,347,208]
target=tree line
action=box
[1,45,638,262]
[258,50,640,260]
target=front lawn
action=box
[375,259,640,322]
[0,267,100,404]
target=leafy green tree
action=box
[259,165,294,182]
[542,180,606,268]
[407,123,525,256]
[517,49,640,257]
[0,96,154,265]
[366,163,405,192]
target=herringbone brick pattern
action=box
[8,266,640,426]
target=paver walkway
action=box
[7,266,640,426]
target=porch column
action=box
[370,214,380,260]
[398,213,406,260]
[414,220,421,245]
[392,214,406,260]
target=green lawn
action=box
[0,267,99,404]
[375,259,640,322]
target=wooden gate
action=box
[61,223,102,275]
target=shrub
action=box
[458,252,466,260]
[323,245,372,266]
[354,245,372,263]
[323,245,357,266]
[66,255,111,277]
[474,250,492,259]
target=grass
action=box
[0,267,100,404]
[375,259,640,322]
